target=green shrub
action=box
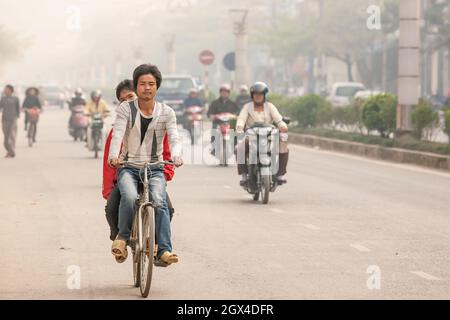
[444,110,450,142]
[267,93,289,115]
[411,99,439,141]
[292,127,450,155]
[288,94,332,129]
[362,93,397,138]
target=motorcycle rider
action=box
[85,90,109,148]
[183,88,204,109]
[103,79,176,263]
[236,82,289,185]
[85,90,109,118]
[68,88,86,130]
[108,64,183,266]
[207,84,240,154]
[69,88,86,108]
[235,85,252,110]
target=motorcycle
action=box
[69,105,88,142]
[86,112,106,159]
[212,112,237,166]
[184,105,203,145]
[26,107,40,148]
[240,123,285,204]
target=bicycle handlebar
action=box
[119,160,174,169]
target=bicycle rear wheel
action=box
[139,206,155,298]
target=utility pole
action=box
[165,34,176,74]
[396,0,421,137]
[230,9,250,89]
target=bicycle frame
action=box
[121,160,173,297]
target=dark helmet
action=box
[250,82,269,97]
[91,90,101,100]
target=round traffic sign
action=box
[199,50,215,66]
[223,52,236,71]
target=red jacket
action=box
[102,128,175,200]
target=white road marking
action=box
[303,224,320,230]
[223,185,232,189]
[350,243,371,252]
[411,271,441,281]
[290,144,450,179]
[270,208,285,214]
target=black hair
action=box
[115,79,134,100]
[5,84,14,93]
[133,64,162,90]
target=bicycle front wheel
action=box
[28,123,35,147]
[139,206,155,298]
[131,212,140,288]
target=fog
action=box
[1,0,449,97]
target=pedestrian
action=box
[0,85,20,158]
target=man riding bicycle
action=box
[103,79,176,263]
[108,64,183,266]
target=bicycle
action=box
[26,107,40,147]
[120,160,175,298]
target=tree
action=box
[0,26,23,72]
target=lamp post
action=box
[396,0,421,136]
[165,33,177,74]
[229,9,250,89]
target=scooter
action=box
[184,105,203,145]
[69,105,88,141]
[240,123,285,204]
[86,112,106,159]
[213,112,237,166]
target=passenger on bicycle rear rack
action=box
[108,64,183,267]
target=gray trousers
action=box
[2,120,17,156]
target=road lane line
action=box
[350,243,371,252]
[303,224,320,230]
[270,208,285,214]
[223,185,232,189]
[411,271,441,281]
[290,144,450,179]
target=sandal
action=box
[159,251,179,265]
[115,250,128,263]
[111,239,128,261]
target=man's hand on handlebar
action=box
[173,156,183,168]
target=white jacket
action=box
[108,99,181,163]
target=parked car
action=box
[327,82,365,107]
[353,90,383,101]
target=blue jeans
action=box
[117,167,172,258]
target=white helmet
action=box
[239,85,249,92]
[219,84,231,92]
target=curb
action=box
[289,133,450,171]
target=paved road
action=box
[1,107,449,299]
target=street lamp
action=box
[229,9,250,89]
